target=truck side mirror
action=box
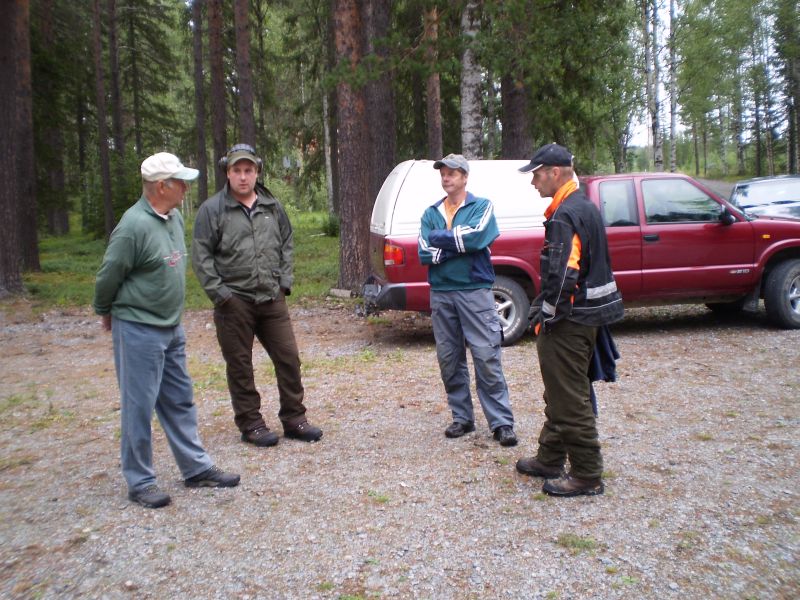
[719,207,737,226]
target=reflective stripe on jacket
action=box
[532,188,624,329]
[418,192,499,291]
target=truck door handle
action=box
[643,234,660,242]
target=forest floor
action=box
[1,299,798,599]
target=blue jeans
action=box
[430,288,514,431]
[112,318,212,493]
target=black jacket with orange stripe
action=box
[530,188,624,331]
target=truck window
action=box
[599,179,638,226]
[642,179,719,223]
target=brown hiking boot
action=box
[284,420,323,442]
[542,474,604,497]
[515,457,564,478]
[241,426,279,447]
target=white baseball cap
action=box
[141,152,199,182]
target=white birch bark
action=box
[460,0,482,159]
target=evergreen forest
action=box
[1,0,798,295]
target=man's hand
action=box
[101,314,112,332]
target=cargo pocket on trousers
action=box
[478,308,503,347]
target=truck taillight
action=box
[384,243,405,266]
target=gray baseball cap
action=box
[433,153,470,174]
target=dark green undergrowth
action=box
[21,211,339,311]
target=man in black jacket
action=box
[514,144,623,497]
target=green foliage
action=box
[23,210,338,311]
[481,0,639,170]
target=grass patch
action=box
[0,390,37,414]
[0,453,38,472]
[557,533,598,555]
[20,211,339,311]
[676,530,702,551]
[694,432,714,441]
[367,490,390,504]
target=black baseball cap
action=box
[518,143,573,173]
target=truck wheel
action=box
[764,259,800,329]
[493,275,530,346]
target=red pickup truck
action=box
[363,160,800,344]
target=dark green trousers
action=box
[535,319,602,479]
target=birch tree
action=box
[460,0,482,158]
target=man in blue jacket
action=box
[418,154,517,446]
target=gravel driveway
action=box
[1,301,798,599]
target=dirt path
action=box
[1,301,798,598]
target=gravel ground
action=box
[1,300,798,599]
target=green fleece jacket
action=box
[93,196,186,327]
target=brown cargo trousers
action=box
[213,293,307,433]
[535,319,603,480]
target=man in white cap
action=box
[93,152,240,509]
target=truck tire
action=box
[493,275,530,346]
[764,259,800,329]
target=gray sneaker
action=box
[128,485,171,509]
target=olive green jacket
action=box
[192,183,294,305]
[93,196,186,327]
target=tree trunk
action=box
[15,0,39,270]
[332,0,370,291]
[500,74,530,159]
[126,12,143,157]
[192,0,209,204]
[692,122,700,176]
[460,0,482,159]
[76,79,90,230]
[702,124,708,177]
[718,108,728,177]
[668,0,677,173]
[0,0,23,295]
[322,90,335,214]
[92,0,115,237]
[648,0,663,171]
[233,0,256,147]
[733,67,746,175]
[363,0,396,202]
[107,0,127,214]
[753,81,763,177]
[38,0,69,235]
[252,0,268,152]
[424,7,442,159]
[209,0,228,191]
[108,0,125,160]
